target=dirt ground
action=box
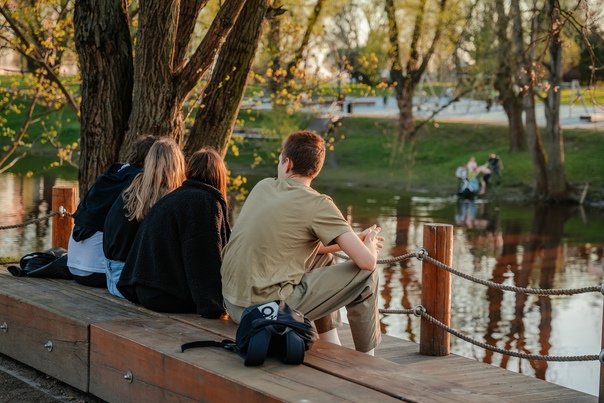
[0,353,103,403]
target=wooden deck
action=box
[0,266,596,402]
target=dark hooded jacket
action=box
[72,163,142,240]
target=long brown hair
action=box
[186,148,229,208]
[123,137,186,222]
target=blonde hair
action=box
[122,137,186,222]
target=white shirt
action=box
[67,231,106,275]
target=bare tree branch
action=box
[175,0,247,98]
[0,4,80,118]
[0,90,39,168]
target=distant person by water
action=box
[456,163,468,182]
[488,152,504,185]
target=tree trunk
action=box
[523,91,549,196]
[512,0,548,197]
[494,0,525,152]
[386,0,446,150]
[121,0,247,158]
[74,0,133,195]
[266,2,282,97]
[126,0,183,145]
[500,95,525,152]
[396,78,417,145]
[543,0,573,200]
[185,0,268,157]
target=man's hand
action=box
[360,224,384,252]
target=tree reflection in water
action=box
[325,190,603,396]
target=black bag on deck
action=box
[181,300,318,366]
[6,247,71,279]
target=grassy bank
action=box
[226,114,604,203]
[4,106,603,203]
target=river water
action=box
[1,173,602,396]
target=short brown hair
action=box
[186,148,229,208]
[281,130,326,178]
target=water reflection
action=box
[0,174,77,258]
[313,186,603,396]
[1,173,602,396]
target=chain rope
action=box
[0,210,73,231]
[337,249,601,296]
[409,307,599,362]
[333,251,417,265]
[422,255,601,296]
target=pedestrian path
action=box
[292,95,604,130]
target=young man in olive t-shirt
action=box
[221,130,384,354]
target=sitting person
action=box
[221,130,385,355]
[67,135,158,287]
[117,148,231,318]
[103,137,186,298]
[467,156,478,172]
[475,163,491,195]
[455,163,467,182]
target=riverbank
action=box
[225,115,604,207]
[4,112,603,207]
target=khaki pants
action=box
[224,254,381,353]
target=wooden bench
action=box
[580,113,604,122]
[90,318,404,402]
[346,100,376,113]
[0,269,158,391]
[0,267,596,402]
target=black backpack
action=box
[182,300,318,366]
[6,247,71,279]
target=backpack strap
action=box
[282,331,305,365]
[181,340,236,353]
[244,327,272,366]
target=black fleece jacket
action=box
[117,180,230,317]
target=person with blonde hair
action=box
[103,137,186,297]
[67,135,158,287]
[117,148,230,317]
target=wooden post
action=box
[51,186,76,250]
[420,223,453,356]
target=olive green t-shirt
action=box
[221,177,352,307]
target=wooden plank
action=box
[184,316,595,402]
[90,318,401,403]
[0,271,155,323]
[174,315,502,402]
[0,270,155,391]
[337,321,595,401]
[0,293,89,390]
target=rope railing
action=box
[335,249,603,297]
[397,305,600,362]
[0,208,73,231]
[371,246,604,363]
